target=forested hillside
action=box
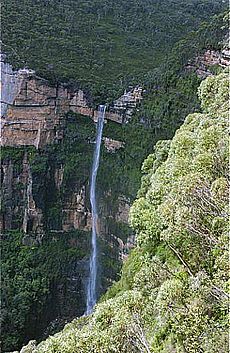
[1,0,226,102]
[20,70,229,353]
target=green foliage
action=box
[1,146,25,162]
[22,72,229,353]
[44,113,95,190]
[1,229,89,352]
[30,154,48,174]
[199,69,229,115]
[1,0,227,103]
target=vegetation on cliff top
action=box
[19,71,229,353]
[1,0,227,102]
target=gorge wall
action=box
[1,118,133,350]
[1,58,135,258]
[1,57,143,148]
[1,60,137,350]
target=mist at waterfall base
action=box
[86,105,106,315]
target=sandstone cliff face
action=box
[1,152,90,235]
[1,70,69,148]
[1,151,44,236]
[62,185,91,232]
[1,58,143,149]
[186,48,230,78]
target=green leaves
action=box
[1,229,89,351]
[199,71,229,115]
[2,0,227,102]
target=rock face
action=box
[186,49,230,78]
[1,152,44,236]
[22,153,44,240]
[62,185,91,232]
[1,69,69,148]
[1,57,143,148]
[1,54,24,116]
[0,152,91,235]
[101,86,143,124]
[103,137,124,152]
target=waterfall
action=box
[86,104,106,315]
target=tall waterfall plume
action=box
[86,104,106,315]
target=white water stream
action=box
[86,104,106,314]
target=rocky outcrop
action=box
[186,49,230,78]
[1,152,44,239]
[1,158,14,229]
[22,154,44,241]
[104,86,143,124]
[1,68,69,148]
[1,57,143,148]
[115,196,130,224]
[62,185,91,232]
[103,137,124,152]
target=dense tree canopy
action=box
[1,0,227,102]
